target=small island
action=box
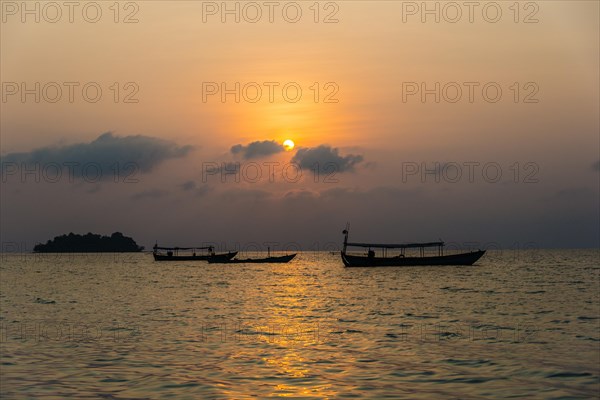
[33,232,144,253]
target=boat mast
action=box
[342,223,350,254]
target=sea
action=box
[1,250,598,399]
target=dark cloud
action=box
[231,140,284,159]
[291,145,363,173]
[180,181,210,197]
[195,185,210,197]
[181,181,196,191]
[131,189,169,200]
[1,132,192,180]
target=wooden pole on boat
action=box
[342,224,349,254]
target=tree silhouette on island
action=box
[33,232,144,253]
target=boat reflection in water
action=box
[341,227,485,267]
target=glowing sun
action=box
[283,139,295,150]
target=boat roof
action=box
[346,241,444,249]
[154,245,213,250]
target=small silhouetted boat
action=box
[341,226,485,267]
[208,248,296,264]
[153,244,237,261]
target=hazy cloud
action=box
[181,181,197,191]
[291,145,363,173]
[283,189,319,200]
[551,187,596,201]
[180,181,210,197]
[592,160,600,171]
[319,185,424,200]
[131,189,169,200]
[219,188,272,202]
[231,140,284,159]
[1,132,192,180]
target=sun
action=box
[283,139,295,151]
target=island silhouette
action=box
[33,232,144,253]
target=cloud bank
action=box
[1,132,192,180]
[292,145,363,173]
[231,140,284,159]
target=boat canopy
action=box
[345,241,444,249]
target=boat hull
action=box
[208,254,297,264]
[341,250,485,267]
[153,251,237,261]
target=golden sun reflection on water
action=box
[260,272,337,397]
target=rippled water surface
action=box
[1,250,599,398]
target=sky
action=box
[1,1,598,251]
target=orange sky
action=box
[1,1,598,247]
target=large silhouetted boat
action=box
[341,227,485,267]
[152,244,237,261]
